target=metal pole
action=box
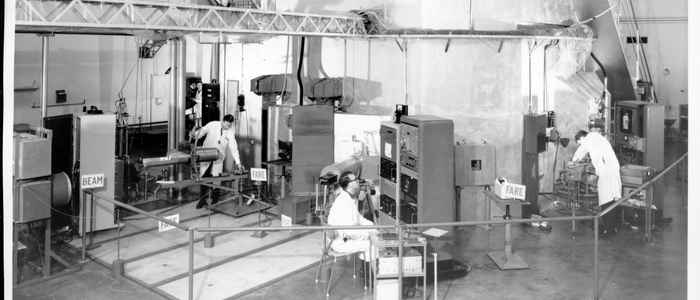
[397,225,403,298]
[44,218,51,276]
[188,229,195,300]
[433,252,438,300]
[89,191,96,247]
[135,55,141,124]
[403,39,408,105]
[468,0,474,30]
[645,185,653,242]
[221,38,227,116]
[315,182,319,213]
[116,209,121,260]
[175,38,186,202]
[40,34,49,127]
[594,216,599,300]
[81,190,87,261]
[168,39,177,150]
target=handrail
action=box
[194,215,597,233]
[599,152,688,217]
[87,190,190,231]
[88,152,687,235]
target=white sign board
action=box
[494,178,526,200]
[81,173,105,189]
[281,214,292,227]
[158,214,180,232]
[250,168,267,181]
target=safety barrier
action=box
[83,152,686,300]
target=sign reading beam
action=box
[250,168,267,181]
[81,174,105,189]
[158,214,180,232]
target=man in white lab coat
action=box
[191,114,243,208]
[327,171,376,260]
[571,130,622,234]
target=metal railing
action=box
[83,152,687,300]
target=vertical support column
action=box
[168,37,186,149]
[40,34,50,127]
[210,41,220,83]
[169,39,178,151]
[176,38,186,147]
[175,38,186,201]
[221,41,227,116]
[403,39,408,105]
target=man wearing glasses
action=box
[327,171,376,259]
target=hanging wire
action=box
[572,3,617,26]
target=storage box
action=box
[493,177,526,200]
[620,164,652,185]
[454,143,496,186]
[620,164,652,177]
[377,248,423,275]
[14,132,52,180]
[375,279,400,300]
[279,194,311,224]
[14,179,52,223]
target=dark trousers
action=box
[599,200,621,232]
[198,163,222,207]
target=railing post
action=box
[433,252,438,300]
[81,190,87,261]
[397,224,404,299]
[594,216,599,300]
[188,229,195,300]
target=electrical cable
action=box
[552,136,560,194]
[281,36,291,100]
[297,36,306,106]
[590,53,607,100]
[572,3,617,26]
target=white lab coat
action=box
[572,132,621,206]
[327,190,375,259]
[196,121,242,177]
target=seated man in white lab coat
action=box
[571,130,622,235]
[191,114,243,209]
[327,171,376,260]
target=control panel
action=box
[399,124,420,171]
[398,115,455,224]
[379,122,401,223]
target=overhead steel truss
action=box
[15,0,368,37]
[14,0,593,42]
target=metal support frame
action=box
[77,148,686,300]
[14,0,596,43]
[15,0,366,37]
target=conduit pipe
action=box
[40,34,49,127]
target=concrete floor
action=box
[13,141,688,300]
